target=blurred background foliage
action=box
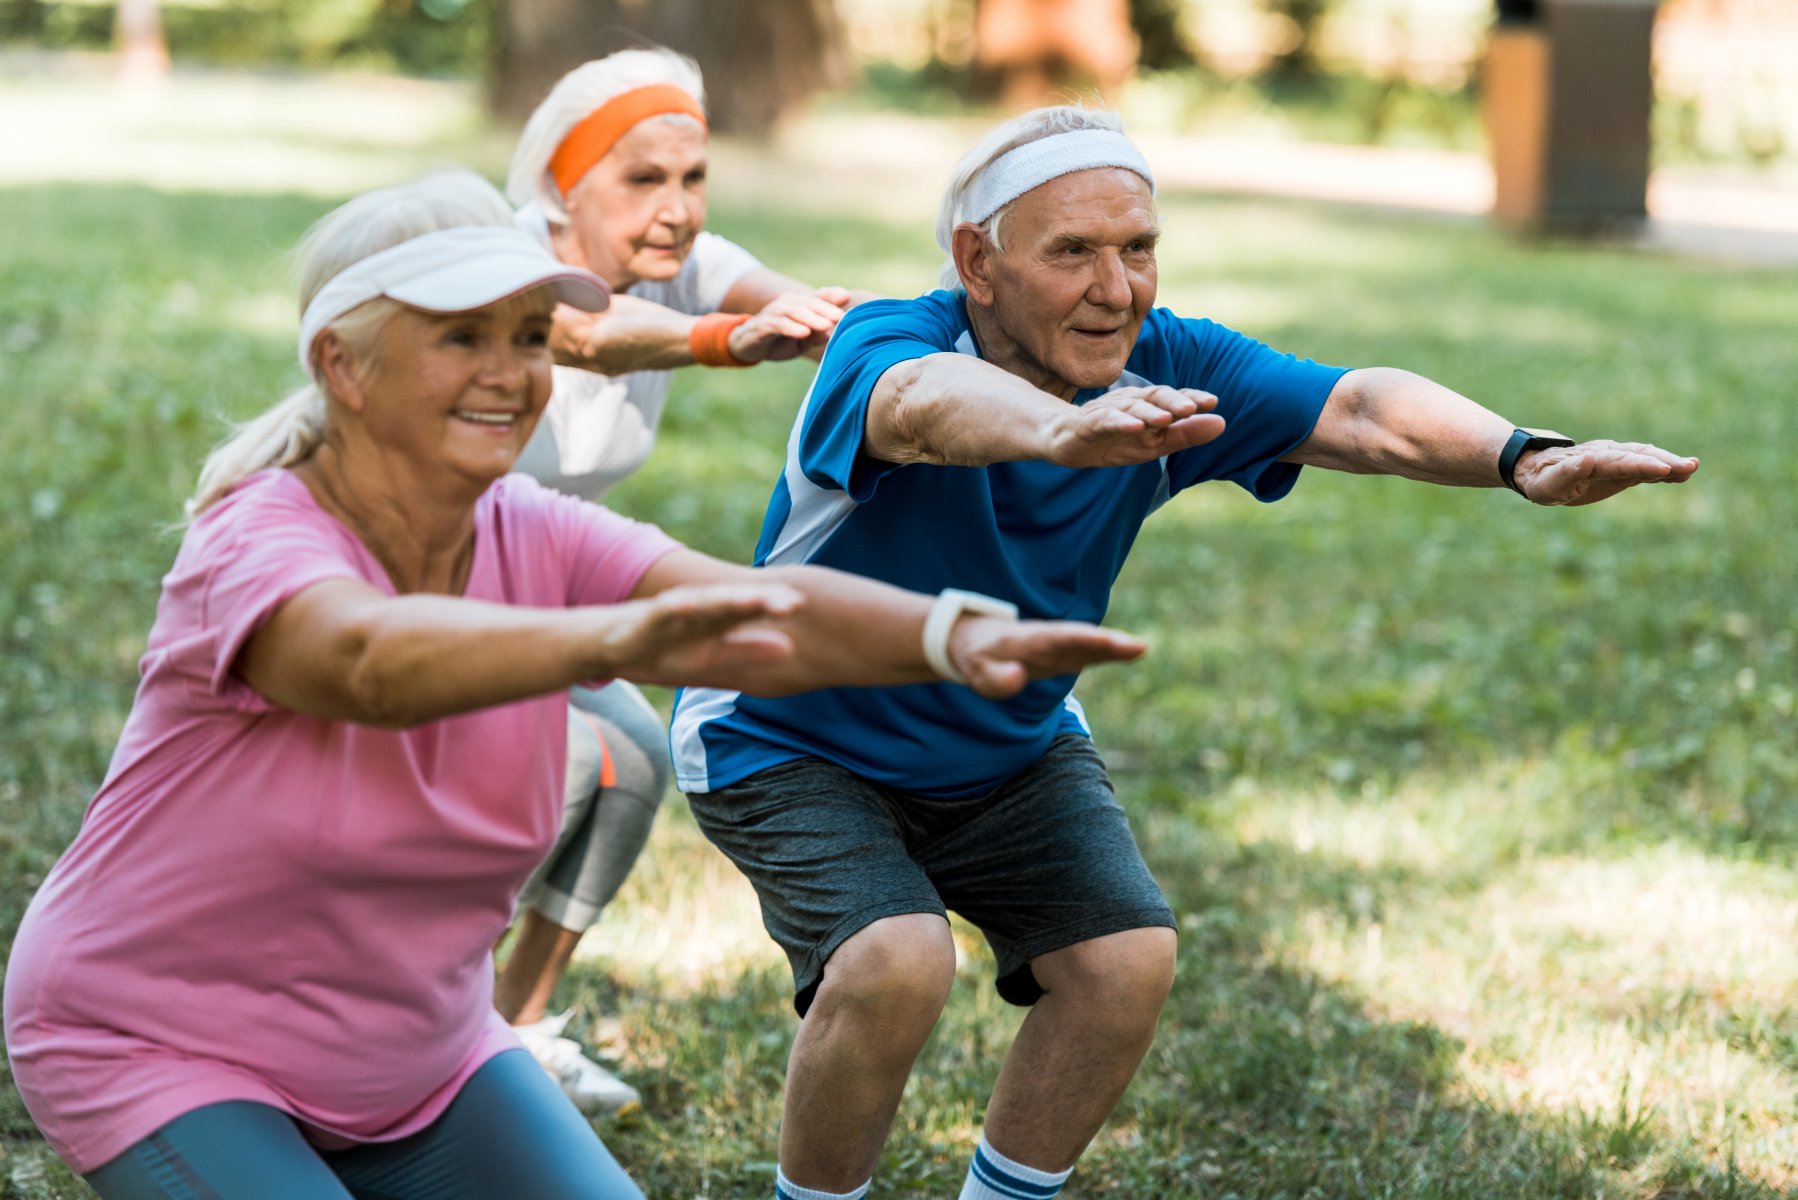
[1,0,1791,169]
[0,0,489,76]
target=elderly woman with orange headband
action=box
[493,47,875,1111]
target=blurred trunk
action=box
[1129,0,1193,71]
[489,0,849,135]
[1265,0,1333,78]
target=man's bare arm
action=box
[864,353,1225,469]
[1282,368,1699,505]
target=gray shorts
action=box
[686,733,1176,1016]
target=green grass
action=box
[2,179,1796,1198]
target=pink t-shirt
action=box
[3,469,679,1174]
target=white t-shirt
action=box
[511,203,763,502]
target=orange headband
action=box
[549,84,707,196]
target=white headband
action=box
[297,225,610,379]
[963,129,1156,226]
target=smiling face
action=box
[558,115,708,290]
[955,167,1158,398]
[352,291,556,488]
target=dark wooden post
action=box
[1484,0,1658,229]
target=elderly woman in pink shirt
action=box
[1,170,1145,1200]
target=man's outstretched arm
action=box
[863,353,1226,469]
[1282,367,1699,506]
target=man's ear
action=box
[952,225,997,308]
[314,331,368,413]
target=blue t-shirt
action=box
[673,290,1348,800]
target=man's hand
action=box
[947,616,1147,699]
[1514,440,1700,506]
[726,290,850,363]
[1042,386,1226,468]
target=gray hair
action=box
[506,49,707,225]
[186,170,521,517]
[934,105,1130,291]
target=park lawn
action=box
[0,180,1794,1199]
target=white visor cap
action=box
[297,225,610,378]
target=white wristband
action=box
[923,588,1020,686]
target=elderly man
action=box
[672,107,1698,1200]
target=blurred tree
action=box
[489,0,849,134]
[1129,0,1193,70]
[1265,0,1333,77]
[0,0,45,41]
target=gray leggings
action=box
[517,681,669,932]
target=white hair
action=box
[506,49,707,225]
[186,170,524,517]
[934,105,1131,291]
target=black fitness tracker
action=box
[1497,427,1575,497]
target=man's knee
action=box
[1034,926,1176,1036]
[812,914,957,1033]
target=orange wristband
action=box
[690,312,754,368]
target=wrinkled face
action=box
[966,167,1158,392]
[357,292,555,486]
[562,115,708,289]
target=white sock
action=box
[774,1165,870,1200]
[958,1136,1074,1200]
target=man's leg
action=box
[981,927,1176,1169]
[685,757,959,1198]
[914,734,1179,1197]
[778,914,957,1192]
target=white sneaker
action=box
[513,1008,642,1114]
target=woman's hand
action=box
[947,617,1148,700]
[594,582,806,687]
[628,550,1151,699]
[725,290,850,363]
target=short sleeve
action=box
[650,232,764,316]
[168,484,373,712]
[797,295,961,502]
[532,486,683,607]
[1153,312,1350,501]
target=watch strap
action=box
[1498,427,1575,497]
[923,589,1020,686]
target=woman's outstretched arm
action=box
[628,549,1144,698]
[237,550,1144,729]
